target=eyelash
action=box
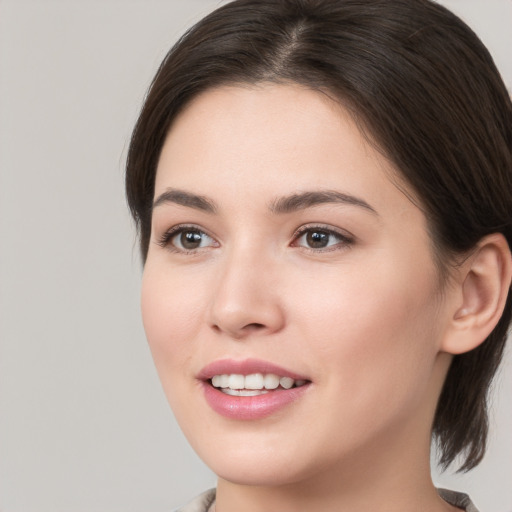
[156,224,217,253]
[156,224,354,254]
[291,225,354,252]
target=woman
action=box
[126,1,512,510]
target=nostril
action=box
[245,323,265,331]
[210,322,264,333]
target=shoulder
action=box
[173,488,216,512]
[438,488,480,512]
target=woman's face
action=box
[142,84,453,486]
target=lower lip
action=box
[202,382,311,420]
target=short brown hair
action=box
[126,0,512,471]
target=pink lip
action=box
[198,358,309,381]
[198,358,311,420]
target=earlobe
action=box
[442,234,512,355]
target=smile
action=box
[199,359,312,420]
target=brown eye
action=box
[294,227,352,251]
[180,230,202,249]
[306,230,330,248]
[170,229,215,251]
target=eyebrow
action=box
[153,188,217,213]
[152,188,377,216]
[269,190,378,215]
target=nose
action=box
[208,249,285,339]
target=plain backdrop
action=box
[0,1,511,511]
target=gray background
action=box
[0,1,510,511]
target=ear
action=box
[441,233,512,355]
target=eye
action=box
[158,226,217,252]
[292,226,353,251]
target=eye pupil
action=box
[306,231,329,248]
[181,230,202,249]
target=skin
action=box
[142,84,464,511]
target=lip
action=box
[198,358,311,420]
[198,358,309,381]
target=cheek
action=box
[141,263,206,374]
[293,257,441,410]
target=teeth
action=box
[223,388,269,396]
[210,373,307,392]
[245,373,264,389]
[280,376,294,389]
[264,373,280,389]
[228,374,245,390]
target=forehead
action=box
[155,84,416,219]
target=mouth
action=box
[198,359,312,420]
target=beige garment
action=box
[175,489,215,512]
[175,487,480,511]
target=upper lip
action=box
[197,358,310,381]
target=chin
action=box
[214,460,307,487]
[200,449,290,484]
[195,438,332,488]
